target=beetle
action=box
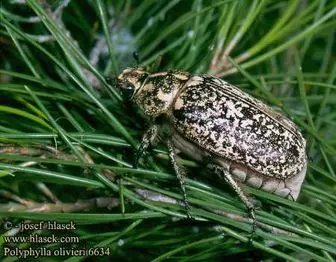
[115,67,307,231]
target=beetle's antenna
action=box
[105,76,117,86]
[133,51,140,67]
[150,55,162,73]
[190,39,216,72]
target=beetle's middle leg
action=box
[167,138,192,219]
[134,124,159,168]
[208,163,256,241]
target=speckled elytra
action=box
[116,67,307,231]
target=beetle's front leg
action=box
[134,124,159,168]
[208,164,256,241]
[167,138,192,219]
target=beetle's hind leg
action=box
[208,163,257,242]
[134,125,159,168]
[167,138,192,219]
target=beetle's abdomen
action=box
[172,79,307,179]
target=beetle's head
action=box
[116,68,149,100]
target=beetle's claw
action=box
[186,210,194,220]
[247,207,257,243]
[133,143,146,169]
[133,150,143,169]
[288,192,295,201]
[132,156,139,169]
[183,199,193,220]
[247,236,254,246]
[180,199,193,220]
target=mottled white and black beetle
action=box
[116,67,307,230]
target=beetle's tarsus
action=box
[209,163,258,238]
[167,138,192,219]
[133,143,145,169]
[288,193,295,201]
[181,198,193,220]
[248,206,257,243]
[134,125,159,168]
[186,208,193,220]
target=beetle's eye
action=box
[122,83,135,100]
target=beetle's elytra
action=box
[116,67,307,224]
